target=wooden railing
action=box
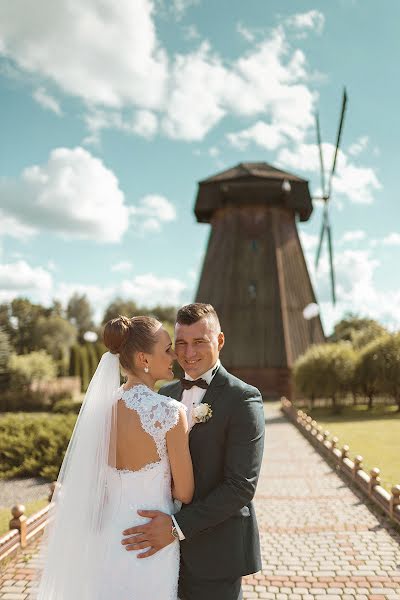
[0,482,56,563]
[281,398,400,527]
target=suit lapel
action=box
[168,381,183,402]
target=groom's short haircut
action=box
[176,303,221,334]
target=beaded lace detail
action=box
[116,384,182,474]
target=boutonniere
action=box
[193,403,213,424]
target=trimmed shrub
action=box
[0,413,76,480]
[294,342,356,411]
[79,345,90,392]
[52,398,82,414]
[95,341,107,362]
[0,328,11,393]
[353,336,389,409]
[86,342,98,378]
[370,333,400,410]
[69,344,81,378]
[9,350,57,386]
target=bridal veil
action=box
[37,351,120,599]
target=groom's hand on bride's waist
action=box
[121,510,174,558]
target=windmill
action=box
[193,162,326,399]
[314,88,348,305]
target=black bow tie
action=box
[180,377,209,391]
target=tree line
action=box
[294,315,400,411]
[0,295,178,408]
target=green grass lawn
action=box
[0,497,48,537]
[307,404,400,492]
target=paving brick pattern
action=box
[242,405,400,600]
[1,403,399,599]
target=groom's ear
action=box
[217,332,225,351]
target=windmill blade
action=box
[326,221,336,305]
[315,111,326,198]
[314,208,327,269]
[327,87,348,198]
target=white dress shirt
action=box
[171,359,220,541]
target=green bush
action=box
[370,333,400,410]
[294,342,356,410]
[9,350,57,386]
[52,398,82,414]
[353,336,389,409]
[0,389,50,412]
[0,413,76,480]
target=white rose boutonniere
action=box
[193,403,213,424]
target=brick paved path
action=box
[1,402,399,599]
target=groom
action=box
[122,303,265,599]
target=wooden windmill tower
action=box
[194,162,325,399]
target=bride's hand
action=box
[121,510,174,558]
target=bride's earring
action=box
[144,366,149,373]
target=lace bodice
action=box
[117,384,182,470]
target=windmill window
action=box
[248,282,257,299]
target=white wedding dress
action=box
[96,384,181,600]
[37,352,183,600]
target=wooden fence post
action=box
[353,455,363,479]
[9,505,27,548]
[390,485,400,517]
[369,468,381,495]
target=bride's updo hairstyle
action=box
[103,315,161,373]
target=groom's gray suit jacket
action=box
[159,365,265,581]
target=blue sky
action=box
[0,0,399,333]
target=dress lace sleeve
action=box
[120,385,185,441]
[156,396,185,436]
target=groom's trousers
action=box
[178,571,243,600]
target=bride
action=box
[37,315,194,599]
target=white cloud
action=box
[348,135,369,156]
[299,231,318,252]
[183,25,200,41]
[165,0,199,21]
[130,194,177,233]
[236,22,256,43]
[286,10,325,36]
[111,261,133,273]
[277,142,382,204]
[332,161,382,204]
[302,244,400,334]
[0,260,53,304]
[164,29,315,142]
[382,233,400,246]
[0,257,188,322]
[208,146,220,157]
[227,120,287,151]
[120,274,186,305]
[0,4,321,144]
[83,108,158,145]
[32,87,62,115]
[0,0,168,109]
[132,109,158,138]
[340,230,367,243]
[0,147,129,243]
[47,260,57,272]
[0,211,37,240]
[56,275,188,322]
[162,42,228,140]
